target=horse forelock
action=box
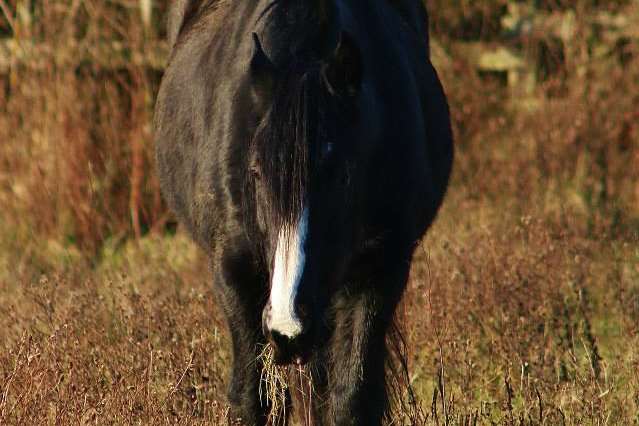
[258,0,339,62]
[256,63,326,231]
[250,0,341,235]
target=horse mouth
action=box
[273,349,311,366]
[266,329,314,366]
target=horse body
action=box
[155,0,453,424]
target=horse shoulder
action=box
[157,2,246,252]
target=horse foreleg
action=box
[327,260,410,426]
[212,253,270,426]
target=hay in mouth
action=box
[257,344,315,425]
[258,344,289,425]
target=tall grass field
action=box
[1,0,637,424]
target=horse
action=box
[154,0,453,424]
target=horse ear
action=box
[322,31,362,98]
[250,33,276,97]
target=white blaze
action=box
[269,207,309,338]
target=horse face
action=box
[249,32,365,364]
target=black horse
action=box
[154,0,453,424]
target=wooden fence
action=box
[0,1,637,96]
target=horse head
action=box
[248,24,375,364]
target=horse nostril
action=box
[261,304,272,339]
[296,303,310,322]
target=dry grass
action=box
[1,0,638,424]
[0,0,168,253]
[258,344,289,426]
[1,207,636,424]
[257,345,316,426]
[0,234,236,424]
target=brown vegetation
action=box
[1,0,638,424]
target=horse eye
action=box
[250,164,262,180]
[322,142,334,160]
[341,168,351,187]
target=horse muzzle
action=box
[262,302,314,365]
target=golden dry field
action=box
[0,1,638,424]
